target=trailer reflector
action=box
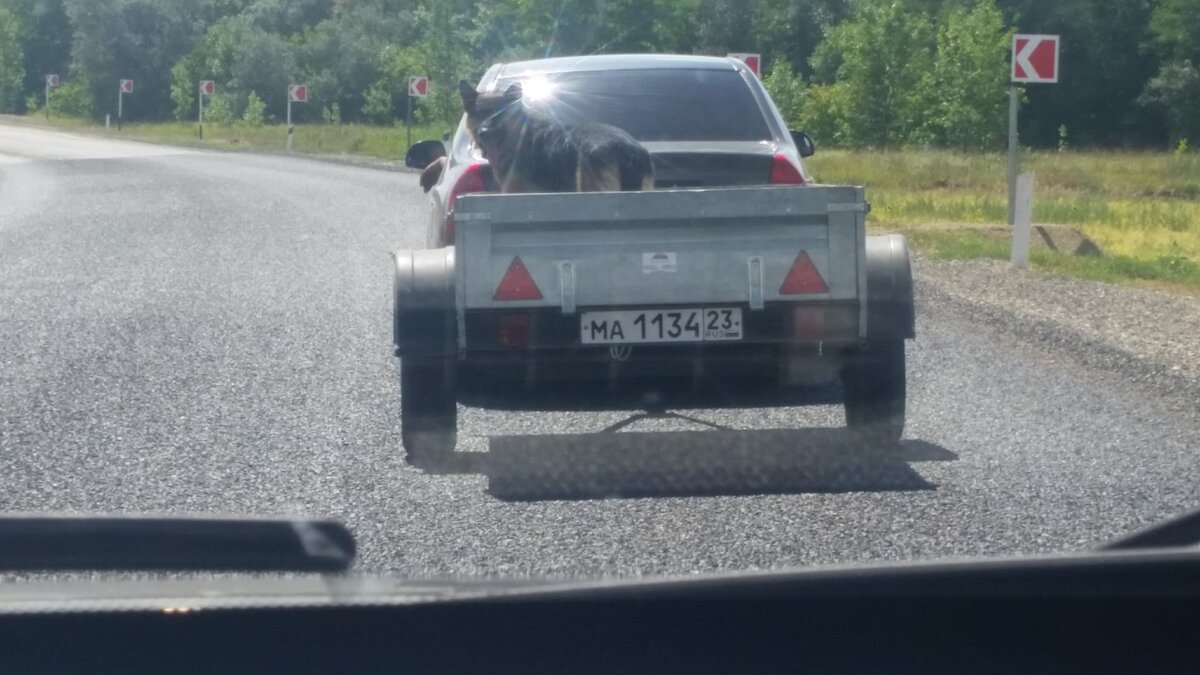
[494,257,543,301]
[779,251,828,294]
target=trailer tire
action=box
[400,356,457,469]
[841,339,906,448]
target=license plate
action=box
[580,308,743,345]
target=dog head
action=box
[459,80,524,165]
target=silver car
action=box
[406,53,817,249]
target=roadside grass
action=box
[123,121,449,159]
[808,149,1200,291]
[12,114,447,160]
[904,228,1200,291]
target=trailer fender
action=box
[864,234,916,340]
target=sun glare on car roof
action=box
[518,76,557,101]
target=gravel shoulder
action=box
[914,255,1200,404]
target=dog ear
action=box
[459,80,478,112]
[502,82,523,100]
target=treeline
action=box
[0,0,1197,149]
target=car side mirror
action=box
[405,139,447,169]
[790,130,815,158]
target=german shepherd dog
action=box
[459,80,654,193]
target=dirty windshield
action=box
[0,0,1198,587]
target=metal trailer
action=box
[394,185,914,468]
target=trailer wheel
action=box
[841,339,906,448]
[400,356,457,469]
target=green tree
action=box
[422,0,476,126]
[295,1,422,122]
[1139,60,1200,148]
[203,92,234,124]
[0,5,24,113]
[64,0,213,120]
[798,82,848,146]
[753,0,850,77]
[5,0,71,112]
[361,81,393,123]
[168,13,299,121]
[321,101,341,124]
[243,0,333,36]
[1148,0,1200,64]
[762,58,806,127]
[917,1,1011,149]
[695,0,754,54]
[814,1,934,147]
[242,89,266,125]
[48,77,94,118]
[169,58,197,121]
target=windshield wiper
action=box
[1100,507,1200,551]
[0,515,355,573]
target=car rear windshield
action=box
[495,68,774,142]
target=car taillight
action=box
[443,162,488,242]
[779,251,828,294]
[769,154,806,185]
[494,257,543,301]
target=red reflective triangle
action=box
[779,251,828,294]
[494,257,543,300]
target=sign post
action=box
[727,53,761,77]
[198,80,215,139]
[286,84,307,152]
[44,74,59,120]
[1008,34,1059,226]
[118,79,133,131]
[407,76,429,149]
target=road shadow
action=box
[425,426,956,502]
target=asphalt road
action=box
[2,123,1198,579]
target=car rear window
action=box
[495,68,773,142]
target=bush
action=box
[243,91,266,126]
[362,83,393,124]
[799,84,849,147]
[762,59,805,128]
[50,78,96,119]
[204,94,235,125]
[322,102,341,125]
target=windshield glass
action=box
[495,69,774,142]
[1,0,1199,594]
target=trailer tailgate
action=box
[453,186,867,339]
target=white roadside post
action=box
[287,84,307,152]
[44,74,58,120]
[1011,172,1034,270]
